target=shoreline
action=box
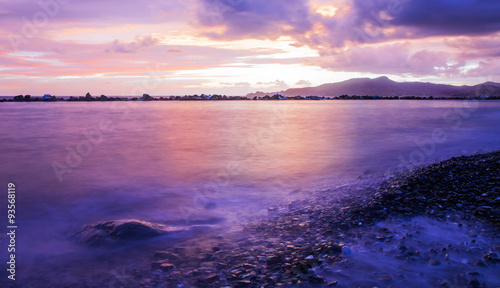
[2,94,500,102]
[9,151,500,287]
[143,151,499,287]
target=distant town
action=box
[2,92,500,102]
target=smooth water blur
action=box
[0,100,499,266]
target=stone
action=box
[73,219,188,246]
[160,263,175,272]
[379,274,392,281]
[342,246,353,256]
[153,251,180,262]
[429,259,441,266]
[204,274,219,282]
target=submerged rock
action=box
[73,219,188,246]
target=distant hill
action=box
[247,76,500,98]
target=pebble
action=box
[159,263,175,272]
[379,274,392,281]
[342,246,353,256]
[429,259,441,266]
[140,151,500,287]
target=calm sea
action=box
[0,100,499,283]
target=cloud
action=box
[0,0,193,25]
[2,0,500,94]
[194,0,500,48]
[108,35,161,53]
[256,79,289,90]
[219,81,251,87]
[446,33,500,59]
[310,43,456,76]
[296,80,312,86]
[386,0,500,36]
[196,0,312,40]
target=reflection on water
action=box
[0,100,499,281]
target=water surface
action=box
[0,100,499,283]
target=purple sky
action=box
[1,0,499,96]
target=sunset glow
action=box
[1,0,499,96]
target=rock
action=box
[13,95,24,101]
[429,259,441,266]
[475,260,487,267]
[327,281,339,286]
[152,260,170,270]
[153,251,180,262]
[468,278,481,288]
[204,274,219,282]
[73,219,187,246]
[308,275,325,284]
[268,207,278,213]
[379,274,392,281]
[160,263,175,272]
[342,246,353,256]
[438,282,451,288]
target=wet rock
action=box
[152,260,171,270]
[429,259,441,266]
[160,263,175,272]
[379,274,392,281]
[483,253,499,263]
[204,274,220,282]
[468,277,481,288]
[342,246,353,256]
[73,219,187,246]
[153,251,180,262]
[308,275,325,284]
[438,281,452,288]
[475,260,487,267]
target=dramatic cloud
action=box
[309,43,455,75]
[1,0,499,95]
[387,0,500,36]
[196,0,312,39]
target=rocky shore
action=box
[132,151,499,288]
[11,152,499,288]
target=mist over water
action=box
[0,100,499,283]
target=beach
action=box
[1,101,499,288]
[137,151,500,288]
[21,151,496,288]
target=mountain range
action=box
[246,76,500,98]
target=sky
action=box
[1,0,500,96]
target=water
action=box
[0,100,499,284]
